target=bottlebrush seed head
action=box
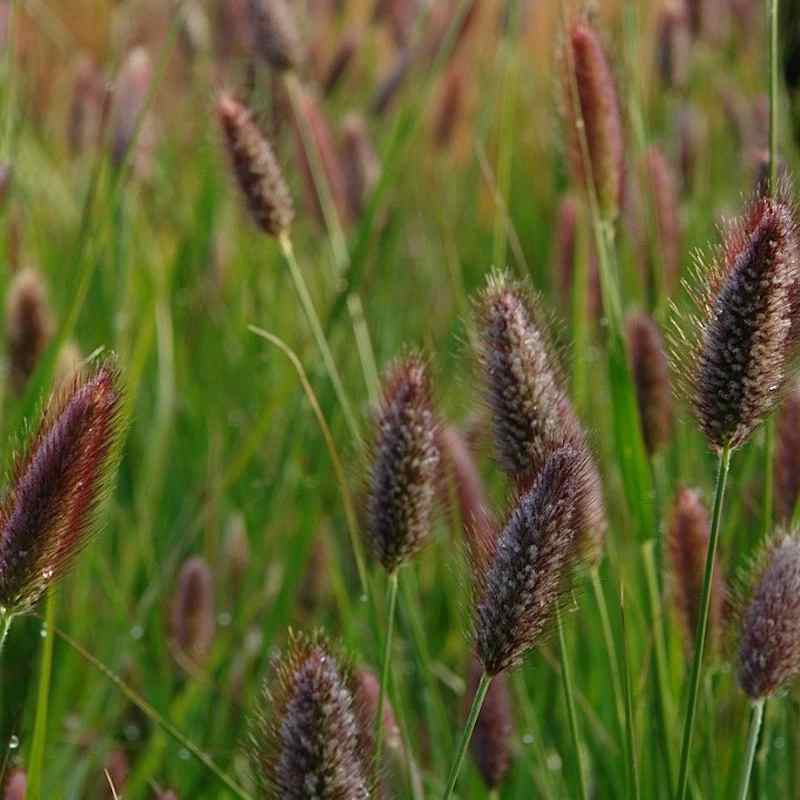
[365,354,439,574]
[5,267,54,395]
[467,659,513,790]
[775,385,800,521]
[169,555,216,667]
[643,145,682,294]
[627,312,672,455]
[251,631,372,799]
[566,20,625,220]
[109,47,152,169]
[675,192,800,451]
[217,91,294,238]
[248,0,302,72]
[655,3,690,89]
[668,487,724,652]
[474,444,588,675]
[737,532,800,699]
[0,361,124,615]
[339,113,380,222]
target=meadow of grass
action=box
[1,0,800,797]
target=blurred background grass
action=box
[0,0,798,797]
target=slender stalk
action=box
[441,671,493,800]
[768,0,779,194]
[737,699,766,800]
[557,604,588,800]
[277,233,361,446]
[375,570,399,766]
[676,445,732,800]
[619,584,641,800]
[0,609,12,655]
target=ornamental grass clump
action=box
[250,631,373,799]
[0,361,124,641]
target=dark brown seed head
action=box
[0,361,124,615]
[738,532,800,699]
[248,0,302,72]
[252,631,372,799]
[643,145,682,294]
[322,30,359,96]
[667,487,724,652]
[655,3,690,89]
[169,556,216,667]
[365,355,439,574]
[3,770,26,800]
[627,312,672,455]
[678,193,800,451]
[467,660,513,789]
[566,20,624,220]
[217,91,294,238]
[370,50,412,117]
[677,104,707,194]
[6,267,54,395]
[339,114,380,222]
[475,445,589,675]
[775,385,800,521]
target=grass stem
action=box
[375,570,399,767]
[737,699,765,800]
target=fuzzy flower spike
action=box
[0,360,124,618]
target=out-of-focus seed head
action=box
[0,361,124,615]
[643,145,682,295]
[3,769,26,800]
[677,104,707,194]
[222,511,250,593]
[434,64,465,150]
[668,487,724,652]
[354,666,402,754]
[100,748,129,797]
[169,555,216,667]
[737,532,800,699]
[339,113,381,222]
[370,50,412,116]
[373,0,420,47]
[217,91,294,238]
[68,55,109,155]
[109,47,153,169]
[55,341,84,390]
[5,267,54,396]
[554,194,579,310]
[467,659,513,789]
[775,385,800,521]
[674,192,800,451]
[0,162,11,209]
[251,631,372,798]
[248,0,302,72]
[627,312,672,455]
[566,20,625,220]
[296,535,331,618]
[656,3,690,89]
[474,445,589,675]
[322,30,359,96]
[365,354,439,574]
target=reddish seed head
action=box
[365,355,439,574]
[5,267,54,396]
[627,312,672,455]
[252,631,372,798]
[169,556,216,667]
[775,385,800,521]
[248,0,302,72]
[667,487,724,652]
[0,361,124,614]
[677,192,800,451]
[217,91,294,238]
[354,667,402,753]
[738,532,800,699]
[566,20,624,219]
[655,3,690,89]
[643,146,682,295]
[68,54,108,155]
[467,660,513,789]
[338,113,380,222]
[475,445,589,675]
[3,769,26,800]
[109,47,153,170]
[434,64,465,150]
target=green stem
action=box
[441,671,492,800]
[375,570,399,767]
[768,0,779,194]
[676,445,732,800]
[557,604,588,800]
[619,584,641,800]
[737,699,766,800]
[0,610,12,655]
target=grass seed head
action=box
[169,555,216,667]
[365,354,439,574]
[217,91,294,238]
[775,385,800,521]
[644,146,682,294]
[737,532,800,699]
[339,113,380,222]
[0,361,124,614]
[248,0,302,72]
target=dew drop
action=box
[218,611,232,627]
[39,625,47,638]
[8,735,19,750]
[179,748,191,761]
[522,733,534,745]
[124,723,141,741]
[546,752,562,772]
[130,625,144,640]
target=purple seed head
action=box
[627,312,672,455]
[566,20,624,220]
[5,267,54,396]
[338,113,380,222]
[169,555,216,667]
[217,92,294,238]
[474,445,589,675]
[775,385,800,521]
[109,47,152,169]
[737,532,800,699]
[675,192,800,451]
[467,660,513,790]
[365,354,439,573]
[3,769,26,800]
[252,631,373,798]
[655,3,690,89]
[248,0,302,72]
[0,361,124,614]
[643,145,682,294]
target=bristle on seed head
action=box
[474,444,589,675]
[673,191,800,451]
[365,354,439,574]
[251,630,372,798]
[737,532,800,699]
[0,361,124,614]
[217,91,294,238]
